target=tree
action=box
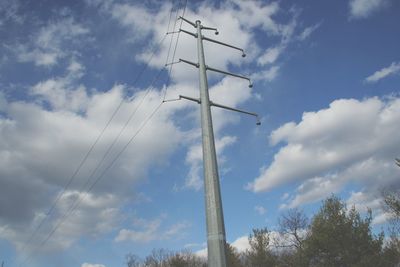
[143,248,170,267]
[126,249,207,267]
[302,195,384,267]
[276,208,309,266]
[245,227,276,267]
[381,232,400,267]
[226,243,244,267]
[165,250,206,267]
[278,208,308,250]
[382,189,400,221]
[126,253,141,267]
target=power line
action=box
[177,15,257,266]
[163,0,188,101]
[45,101,164,251]
[15,6,175,267]
[19,100,165,267]
[18,3,184,266]
[18,61,170,266]
[15,34,169,265]
[165,3,180,66]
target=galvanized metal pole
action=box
[195,19,227,267]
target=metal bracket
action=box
[202,36,246,57]
[179,16,246,58]
[210,101,261,125]
[179,95,260,125]
[179,58,199,68]
[179,28,197,38]
[179,16,196,28]
[201,26,219,35]
[178,59,252,88]
[165,61,181,67]
[166,31,180,35]
[206,65,253,88]
[179,95,201,104]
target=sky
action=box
[0,0,399,266]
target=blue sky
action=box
[1,0,400,266]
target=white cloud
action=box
[184,135,237,191]
[230,0,280,35]
[0,0,24,25]
[32,79,88,112]
[280,174,343,209]
[175,75,253,191]
[252,66,280,82]
[349,0,389,19]
[195,247,208,258]
[196,230,309,259]
[372,212,392,225]
[254,205,267,215]
[115,215,190,243]
[111,3,158,41]
[298,23,321,41]
[0,80,184,252]
[16,17,89,66]
[67,59,85,76]
[346,190,393,225]
[249,96,400,213]
[195,234,251,258]
[347,191,381,212]
[365,62,400,83]
[0,1,323,259]
[30,58,86,111]
[105,0,306,87]
[81,263,106,267]
[231,235,250,252]
[257,46,283,66]
[18,49,59,66]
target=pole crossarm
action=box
[165,61,181,67]
[202,36,246,57]
[179,58,199,68]
[179,16,196,28]
[179,95,201,104]
[179,28,197,38]
[178,58,253,88]
[210,101,261,125]
[175,17,260,267]
[178,95,261,125]
[206,65,253,88]
[201,26,219,34]
[166,31,180,35]
[179,29,245,57]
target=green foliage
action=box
[382,189,400,232]
[226,243,244,267]
[125,195,400,267]
[245,227,276,267]
[126,253,141,267]
[166,250,206,267]
[381,234,400,267]
[276,208,309,266]
[126,249,206,267]
[302,196,384,267]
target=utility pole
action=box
[169,17,260,267]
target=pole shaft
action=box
[196,20,227,267]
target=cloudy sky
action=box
[0,0,399,266]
